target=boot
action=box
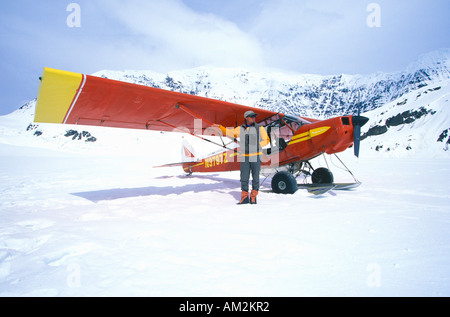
[250,190,258,204]
[238,191,249,205]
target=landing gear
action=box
[267,155,361,195]
[271,171,298,194]
[311,167,334,184]
[270,161,334,194]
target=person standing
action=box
[219,111,269,204]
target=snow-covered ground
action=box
[0,138,449,296]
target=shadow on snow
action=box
[72,174,245,203]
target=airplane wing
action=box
[34,67,278,133]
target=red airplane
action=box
[34,67,368,195]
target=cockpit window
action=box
[258,113,310,149]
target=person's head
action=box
[244,111,257,125]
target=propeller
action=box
[352,93,369,157]
[352,115,369,157]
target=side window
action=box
[279,124,294,142]
[259,114,308,147]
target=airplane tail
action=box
[153,137,198,172]
[181,137,197,162]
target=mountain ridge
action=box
[95,49,450,119]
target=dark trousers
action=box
[240,156,262,192]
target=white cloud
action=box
[247,0,450,75]
[96,0,265,71]
[248,0,370,74]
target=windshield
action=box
[259,113,309,143]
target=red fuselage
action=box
[183,115,356,174]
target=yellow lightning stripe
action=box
[289,126,331,145]
[34,67,83,124]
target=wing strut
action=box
[175,103,232,149]
[175,103,216,127]
[156,119,235,152]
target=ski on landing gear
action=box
[297,182,361,195]
[267,155,361,195]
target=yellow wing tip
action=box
[35,68,84,124]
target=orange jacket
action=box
[219,124,269,157]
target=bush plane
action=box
[34,67,369,195]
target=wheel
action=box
[311,168,334,184]
[271,171,298,194]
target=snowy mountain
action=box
[96,49,450,119]
[0,49,449,158]
[361,81,450,157]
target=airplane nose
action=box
[352,115,369,127]
[352,115,369,158]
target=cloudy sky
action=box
[0,0,448,115]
